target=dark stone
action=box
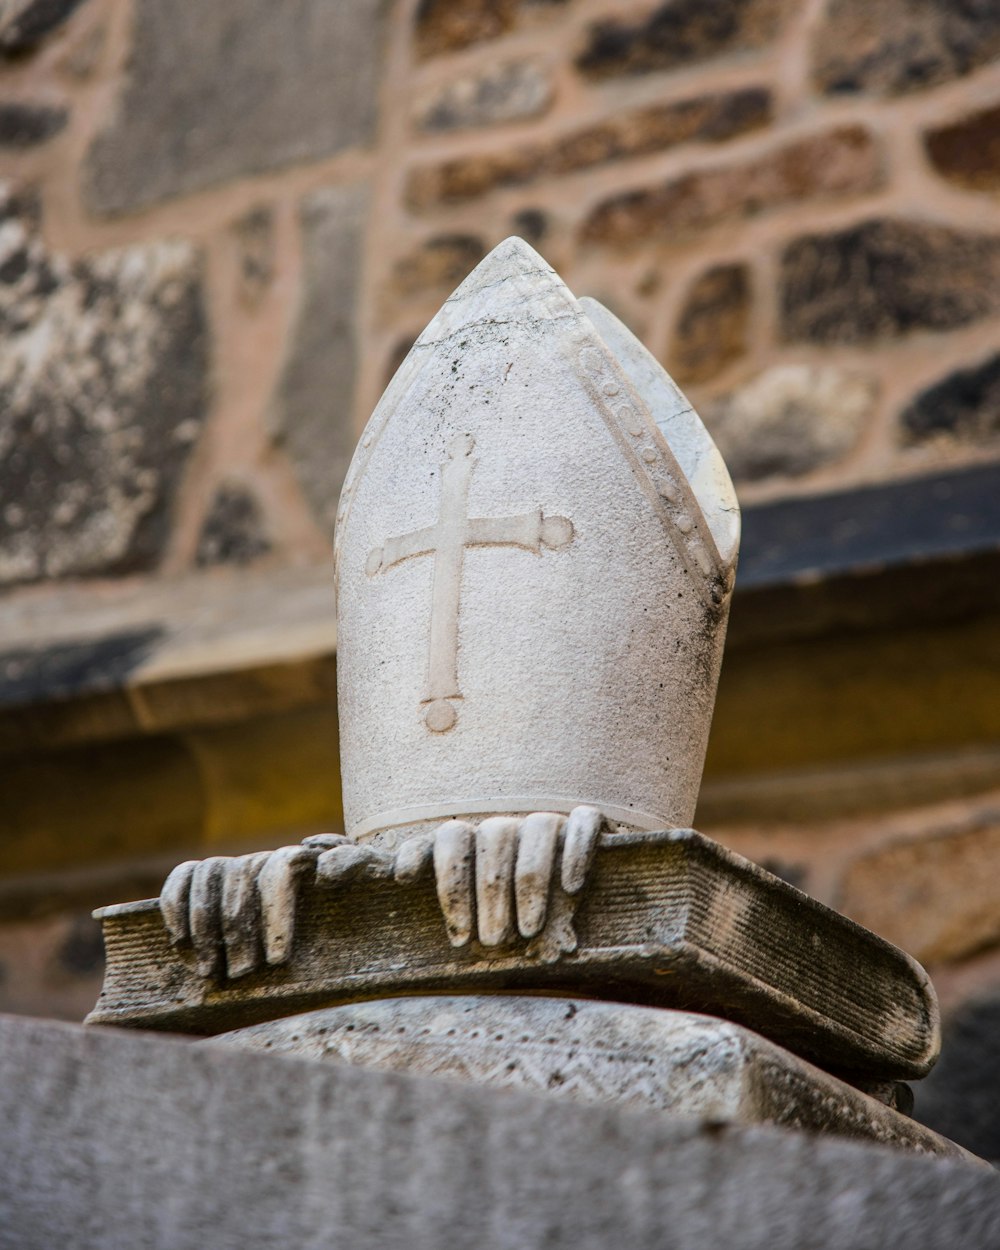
[0,628,162,710]
[195,484,271,568]
[780,219,1000,343]
[582,126,880,249]
[392,235,486,300]
[230,206,275,309]
[415,0,518,59]
[0,190,210,586]
[668,263,750,384]
[407,88,772,209]
[914,988,1000,1163]
[85,0,387,215]
[0,0,85,53]
[511,208,549,244]
[0,101,67,146]
[270,184,367,533]
[814,0,1000,97]
[900,353,1000,446]
[925,103,1000,191]
[55,913,105,977]
[576,0,788,80]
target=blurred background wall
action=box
[1,0,999,1158]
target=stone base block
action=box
[213,995,973,1164]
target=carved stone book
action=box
[89,827,938,1083]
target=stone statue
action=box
[88,239,981,1166]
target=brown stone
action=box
[838,819,1000,965]
[668,263,751,385]
[925,103,1000,192]
[415,0,518,59]
[576,0,789,81]
[581,125,881,249]
[813,0,1000,98]
[406,88,771,210]
[392,235,487,300]
[900,353,1000,447]
[781,219,1000,344]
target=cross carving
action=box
[366,433,574,733]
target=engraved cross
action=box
[366,433,573,733]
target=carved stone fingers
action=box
[433,820,476,946]
[475,817,519,946]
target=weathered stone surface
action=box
[0,189,208,586]
[704,365,877,481]
[925,103,1000,191]
[668,263,750,385]
[780,220,1000,343]
[195,484,271,568]
[269,184,367,534]
[415,0,517,59]
[0,0,84,52]
[392,235,486,300]
[91,827,938,1081]
[230,205,275,309]
[576,0,788,80]
[900,353,1000,447]
[415,60,553,132]
[217,997,970,1161]
[4,1014,999,1250]
[85,0,386,214]
[407,88,771,209]
[813,0,1000,97]
[916,989,1000,1164]
[0,100,66,146]
[581,126,880,248]
[838,818,1000,965]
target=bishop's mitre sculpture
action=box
[88,240,981,1165]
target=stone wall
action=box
[2,0,1000,1161]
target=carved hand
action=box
[160,806,604,979]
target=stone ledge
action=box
[1,1013,996,1250]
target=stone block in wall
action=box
[581,125,880,248]
[900,353,1000,448]
[703,364,876,482]
[0,190,208,587]
[269,184,367,535]
[85,0,387,215]
[195,484,272,569]
[915,989,1000,1165]
[813,0,1000,98]
[780,220,1000,344]
[415,61,553,133]
[406,88,771,210]
[668,263,750,385]
[415,0,518,59]
[925,103,1000,192]
[838,819,1000,966]
[0,101,66,147]
[0,0,85,53]
[576,0,788,80]
[392,235,487,301]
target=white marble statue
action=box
[160,238,740,980]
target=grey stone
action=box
[813,0,1000,97]
[705,364,878,481]
[781,219,1000,344]
[0,0,84,52]
[84,0,387,215]
[0,188,209,586]
[415,60,553,132]
[900,352,1000,447]
[0,100,67,146]
[91,827,939,1081]
[269,183,367,533]
[195,483,271,568]
[215,996,971,1162]
[2,1013,998,1249]
[915,989,1000,1164]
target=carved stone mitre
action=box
[335,238,740,846]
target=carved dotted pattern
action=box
[574,339,732,608]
